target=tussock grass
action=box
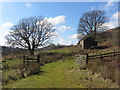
[39,47,72,54]
[4,57,117,88]
[2,57,40,85]
[87,57,119,84]
[2,47,118,88]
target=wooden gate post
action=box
[26,56,29,64]
[23,56,25,63]
[86,53,89,66]
[37,55,40,63]
[100,54,103,61]
[114,51,115,61]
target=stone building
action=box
[78,36,98,49]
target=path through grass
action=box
[4,56,117,88]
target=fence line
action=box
[23,55,41,64]
[86,51,120,66]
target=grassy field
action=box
[3,56,117,88]
[2,47,118,88]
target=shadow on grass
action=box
[39,70,46,75]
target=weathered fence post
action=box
[23,56,25,63]
[100,54,103,61]
[86,53,89,66]
[37,55,40,63]
[26,56,29,64]
[114,51,115,61]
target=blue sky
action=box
[0,1,119,46]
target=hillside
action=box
[1,46,28,57]
[2,27,120,88]
[97,27,120,47]
[3,48,117,88]
[39,44,70,51]
[2,47,119,88]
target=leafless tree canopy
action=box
[77,10,109,40]
[6,16,55,55]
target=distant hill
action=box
[1,44,71,57]
[97,27,120,47]
[40,44,70,51]
[77,27,120,48]
[1,46,28,57]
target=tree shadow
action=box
[39,70,46,75]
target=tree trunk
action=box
[29,49,34,55]
[27,42,34,55]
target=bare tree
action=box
[6,16,55,55]
[77,10,109,40]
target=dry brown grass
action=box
[2,61,40,85]
[87,55,119,86]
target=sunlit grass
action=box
[2,47,118,88]
[39,47,72,54]
[4,57,117,88]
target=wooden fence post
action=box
[100,54,103,61]
[86,53,89,66]
[37,55,40,63]
[114,51,115,61]
[26,56,29,64]
[23,56,25,63]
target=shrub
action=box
[19,62,40,77]
[2,62,41,85]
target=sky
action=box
[0,1,119,46]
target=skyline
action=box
[0,1,119,46]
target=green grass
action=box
[39,47,72,54]
[4,57,117,88]
[2,58,22,84]
[2,58,21,79]
[2,47,118,88]
[89,48,118,56]
[2,58,22,67]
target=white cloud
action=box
[45,15,65,25]
[0,22,13,46]
[89,1,117,29]
[112,11,120,20]
[69,34,83,39]
[102,20,119,30]
[58,37,72,45]
[105,0,114,8]
[110,21,119,27]
[2,22,13,27]
[54,25,71,32]
[103,22,116,29]
[103,0,114,10]
[0,37,7,46]
[69,34,78,39]
[97,0,115,11]
[103,11,120,29]
[50,31,58,38]
[38,15,69,32]
[25,2,32,8]
[0,22,13,30]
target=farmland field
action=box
[2,47,118,88]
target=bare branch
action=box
[77,10,109,40]
[5,16,55,55]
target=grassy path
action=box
[4,57,117,88]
